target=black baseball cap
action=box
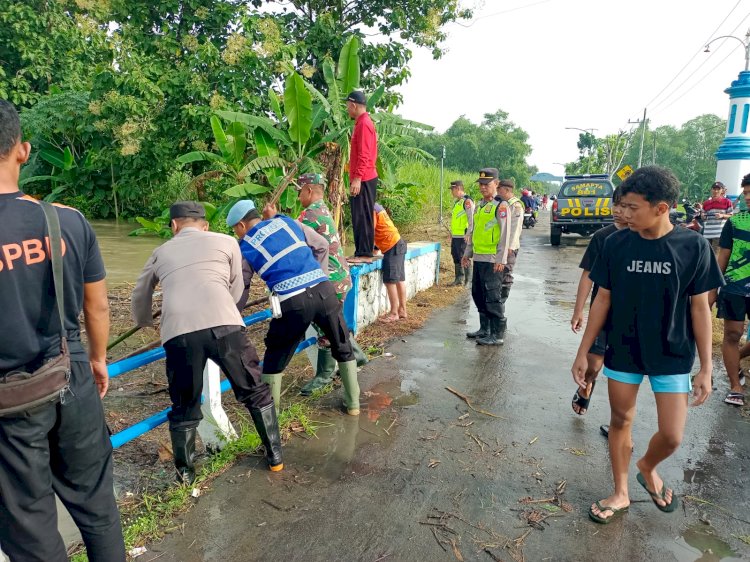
[711,181,725,189]
[169,201,206,221]
[346,91,367,105]
[498,179,515,189]
[450,180,464,189]
[476,168,499,184]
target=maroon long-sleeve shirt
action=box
[349,112,378,182]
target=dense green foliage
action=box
[564,114,726,201]
[4,0,468,219]
[414,110,536,187]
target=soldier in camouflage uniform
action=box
[295,173,369,396]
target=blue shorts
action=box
[603,367,692,394]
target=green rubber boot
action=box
[463,266,472,286]
[448,264,464,286]
[350,337,369,367]
[338,360,360,416]
[261,372,283,414]
[299,348,336,396]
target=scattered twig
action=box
[449,538,464,561]
[445,387,507,419]
[359,426,380,437]
[373,553,392,562]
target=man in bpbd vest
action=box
[226,200,361,416]
[448,180,475,286]
[462,168,513,346]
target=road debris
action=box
[445,387,507,419]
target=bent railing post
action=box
[197,359,238,451]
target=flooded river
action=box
[90,220,163,286]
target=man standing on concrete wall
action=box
[346,90,378,263]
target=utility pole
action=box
[652,132,657,165]
[438,145,445,225]
[628,108,648,168]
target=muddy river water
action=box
[90,220,163,286]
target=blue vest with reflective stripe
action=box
[239,215,327,295]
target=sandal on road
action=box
[588,501,629,524]
[572,380,596,415]
[724,392,745,406]
[636,472,678,513]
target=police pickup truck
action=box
[550,174,613,246]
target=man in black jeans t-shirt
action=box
[0,101,125,561]
[572,166,721,524]
[570,187,627,416]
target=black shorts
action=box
[589,330,607,356]
[717,291,750,322]
[450,237,466,264]
[382,238,406,283]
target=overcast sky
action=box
[396,0,749,176]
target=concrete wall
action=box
[344,241,440,334]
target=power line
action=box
[651,43,742,118]
[642,0,742,110]
[650,12,750,113]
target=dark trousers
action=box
[471,261,505,322]
[451,237,467,264]
[350,177,378,257]
[501,249,518,297]
[163,326,272,430]
[0,361,125,562]
[263,281,354,374]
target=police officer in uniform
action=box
[448,180,475,286]
[132,202,284,482]
[462,168,512,346]
[495,178,525,338]
[226,200,361,416]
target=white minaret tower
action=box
[713,31,750,198]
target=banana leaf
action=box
[337,36,360,95]
[284,73,313,152]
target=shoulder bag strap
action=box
[39,202,66,341]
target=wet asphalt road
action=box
[143,217,750,562]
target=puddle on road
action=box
[283,377,419,482]
[683,468,708,485]
[664,523,742,561]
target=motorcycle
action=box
[670,199,703,234]
[523,207,537,229]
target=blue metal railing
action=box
[106,243,440,448]
[107,308,313,449]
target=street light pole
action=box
[438,145,445,225]
[705,28,750,71]
[565,127,598,173]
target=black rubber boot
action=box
[170,428,197,485]
[250,404,284,472]
[463,266,472,286]
[477,317,504,346]
[466,314,489,339]
[448,264,464,286]
[498,317,507,340]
